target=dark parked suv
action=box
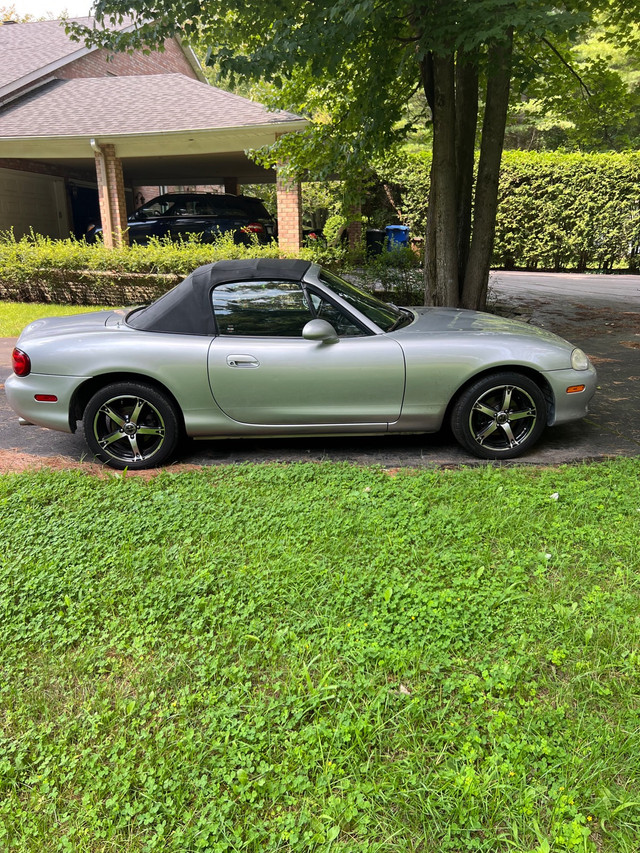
[87,192,276,245]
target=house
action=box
[0,17,307,249]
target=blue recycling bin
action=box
[385,224,410,250]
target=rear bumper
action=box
[5,373,85,433]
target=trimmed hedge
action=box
[495,151,640,271]
[0,269,180,306]
[0,233,348,305]
[379,150,640,272]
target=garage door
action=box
[0,167,70,239]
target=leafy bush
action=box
[347,247,424,305]
[0,233,348,305]
[494,151,640,271]
[375,150,640,271]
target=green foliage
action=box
[1,459,640,851]
[494,151,640,271]
[349,248,424,305]
[0,233,348,304]
[322,214,347,246]
[374,150,640,271]
[74,0,640,182]
[0,231,281,279]
[242,182,345,232]
[506,23,640,151]
[375,149,432,235]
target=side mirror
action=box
[302,319,339,343]
[132,209,147,221]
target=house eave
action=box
[0,121,309,159]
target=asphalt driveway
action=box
[1,270,639,471]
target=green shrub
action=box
[375,150,640,272]
[494,151,640,271]
[0,232,348,305]
[349,247,424,305]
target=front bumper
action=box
[545,365,598,425]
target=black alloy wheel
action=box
[451,372,547,460]
[83,382,180,469]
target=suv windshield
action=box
[318,270,412,332]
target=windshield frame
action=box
[316,269,412,333]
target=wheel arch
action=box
[69,373,186,433]
[444,365,555,427]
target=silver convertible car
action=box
[6,259,597,469]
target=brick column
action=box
[94,143,129,248]
[276,167,302,253]
[224,177,239,195]
[346,195,362,250]
[347,214,362,250]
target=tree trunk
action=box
[461,31,514,310]
[424,52,458,307]
[454,49,479,299]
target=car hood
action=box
[17,309,127,343]
[399,306,572,347]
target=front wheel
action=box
[83,382,180,469]
[451,372,547,460]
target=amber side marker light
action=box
[34,394,58,402]
[566,385,586,394]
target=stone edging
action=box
[0,269,181,306]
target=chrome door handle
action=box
[226,354,260,368]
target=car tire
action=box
[83,382,180,470]
[451,372,547,460]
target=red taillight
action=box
[12,348,31,377]
[34,394,58,402]
[244,222,265,233]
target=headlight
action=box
[571,348,590,371]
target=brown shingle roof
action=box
[0,74,304,136]
[0,17,131,95]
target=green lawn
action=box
[0,301,115,337]
[1,460,639,852]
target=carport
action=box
[0,73,308,249]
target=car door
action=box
[128,197,172,243]
[167,197,216,242]
[207,279,405,426]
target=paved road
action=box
[490,270,640,306]
[1,271,639,470]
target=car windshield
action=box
[318,270,412,332]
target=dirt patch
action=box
[621,341,640,350]
[0,449,204,478]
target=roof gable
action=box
[0,16,189,100]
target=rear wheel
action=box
[83,382,180,469]
[451,372,547,460]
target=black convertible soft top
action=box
[127,258,312,335]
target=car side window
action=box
[307,291,366,337]
[212,280,312,336]
[141,199,173,217]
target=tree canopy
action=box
[73,0,640,308]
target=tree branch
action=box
[541,37,592,98]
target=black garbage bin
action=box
[365,228,386,256]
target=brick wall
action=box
[57,37,198,80]
[276,171,302,253]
